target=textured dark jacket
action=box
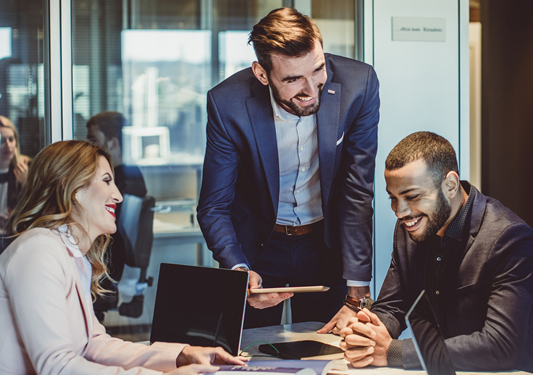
[372,182,533,371]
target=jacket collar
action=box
[245,56,342,213]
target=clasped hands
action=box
[338,309,392,368]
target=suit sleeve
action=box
[86,316,186,372]
[338,66,380,282]
[374,223,533,371]
[441,224,533,371]
[4,235,178,375]
[371,223,409,338]
[196,90,250,269]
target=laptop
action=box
[150,263,249,356]
[405,290,456,375]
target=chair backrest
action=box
[117,194,155,269]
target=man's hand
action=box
[239,269,293,309]
[317,286,370,335]
[339,308,392,368]
[317,305,357,335]
[176,346,247,367]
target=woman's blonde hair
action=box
[0,116,21,166]
[7,140,114,297]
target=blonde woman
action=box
[0,116,31,230]
[0,141,245,374]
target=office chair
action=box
[116,194,155,318]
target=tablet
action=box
[249,286,329,294]
[258,340,343,359]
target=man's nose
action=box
[302,78,319,96]
[395,200,411,219]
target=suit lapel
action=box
[246,80,280,214]
[71,256,93,343]
[446,183,486,285]
[317,62,341,208]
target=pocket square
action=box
[336,132,344,146]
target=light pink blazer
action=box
[0,228,186,375]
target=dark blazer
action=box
[197,54,380,281]
[372,183,533,372]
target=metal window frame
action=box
[48,0,73,142]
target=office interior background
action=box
[1,0,531,341]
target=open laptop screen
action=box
[150,263,249,356]
[405,290,456,375]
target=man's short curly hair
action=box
[385,131,459,187]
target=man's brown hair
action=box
[248,7,323,73]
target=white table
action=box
[240,322,529,375]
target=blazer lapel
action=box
[246,80,280,214]
[71,257,93,343]
[317,62,341,208]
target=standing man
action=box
[86,111,147,320]
[197,8,379,329]
[340,132,533,372]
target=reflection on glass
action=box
[219,31,255,80]
[0,0,47,238]
[121,29,210,165]
[0,28,12,59]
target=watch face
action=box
[361,297,373,310]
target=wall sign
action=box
[392,17,446,42]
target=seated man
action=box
[86,111,148,319]
[340,131,533,372]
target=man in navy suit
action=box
[340,132,533,372]
[197,7,380,329]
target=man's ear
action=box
[252,62,269,86]
[443,171,460,199]
[107,137,120,152]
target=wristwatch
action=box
[344,295,373,312]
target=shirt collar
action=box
[57,224,83,258]
[444,181,476,242]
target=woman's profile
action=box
[0,140,244,374]
[0,116,31,231]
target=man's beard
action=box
[271,82,324,117]
[409,188,451,243]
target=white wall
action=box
[365,0,470,296]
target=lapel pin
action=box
[328,89,335,94]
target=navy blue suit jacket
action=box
[197,54,380,282]
[372,183,533,371]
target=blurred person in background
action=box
[0,116,30,233]
[86,111,147,320]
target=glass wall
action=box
[71,0,358,340]
[0,0,48,232]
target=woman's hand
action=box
[176,346,247,367]
[164,363,220,375]
[13,156,30,186]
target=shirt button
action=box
[436,257,442,261]
[295,207,300,211]
[300,146,304,150]
[296,190,300,194]
[436,290,440,295]
[301,167,306,172]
